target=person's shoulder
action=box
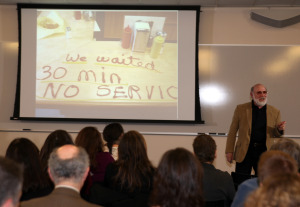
[234,102,251,113]
[203,163,231,178]
[267,104,280,112]
[237,102,251,108]
[214,168,232,179]
[231,178,258,207]
[239,177,258,190]
[97,151,114,159]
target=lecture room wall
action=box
[1,6,300,172]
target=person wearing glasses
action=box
[225,83,286,179]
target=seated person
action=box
[103,123,124,161]
[89,130,155,207]
[0,156,23,207]
[231,138,300,207]
[193,134,235,206]
[150,147,204,207]
[6,138,52,201]
[39,129,74,189]
[245,172,300,207]
[75,126,114,198]
[20,145,101,207]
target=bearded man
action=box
[225,83,286,178]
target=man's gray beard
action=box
[253,97,267,107]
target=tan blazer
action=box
[20,187,101,207]
[225,102,282,163]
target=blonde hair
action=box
[245,173,300,207]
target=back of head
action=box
[258,150,298,183]
[75,126,104,169]
[5,138,39,165]
[115,130,153,192]
[193,134,216,163]
[118,130,148,163]
[151,148,204,207]
[103,123,124,142]
[5,138,47,192]
[103,123,124,153]
[245,173,300,207]
[0,156,23,207]
[40,130,74,173]
[270,138,300,168]
[48,145,89,185]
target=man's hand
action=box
[226,152,233,163]
[277,121,286,131]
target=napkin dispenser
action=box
[132,22,150,52]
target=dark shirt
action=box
[91,152,115,183]
[90,162,155,206]
[201,163,236,207]
[251,101,266,144]
[104,162,154,194]
[81,151,114,199]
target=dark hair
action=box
[102,123,124,154]
[75,126,104,169]
[193,134,216,163]
[151,148,204,207]
[113,130,154,192]
[40,130,74,176]
[0,156,23,207]
[5,138,49,193]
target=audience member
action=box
[103,122,124,160]
[193,134,235,206]
[5,138,52,201]
[270,138,300,171]
[75,126,114,198]
[90,130,155,206]
[231,148,299,207]
[20,145,101,207]
[244,173,300,207]
[0,156,23,207]
[40,129,74,188]
[150,147,204,207]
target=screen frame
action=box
[12,3,203,124]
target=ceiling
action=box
[0,0,300,7]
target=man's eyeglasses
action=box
[256,91,268,95]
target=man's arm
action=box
[226,152,234,163]
[225,106,240,162]
[277,121,286,132]
[273,110,285,137]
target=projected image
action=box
[36,10,178,115]
[18,5,198,121]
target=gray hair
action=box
[0,156,23,207]
[48,146,89,184]
[271,138,300,168]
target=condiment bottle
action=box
[121,25,132,49]
[150,34,165,58]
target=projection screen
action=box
[13,4,201,123]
